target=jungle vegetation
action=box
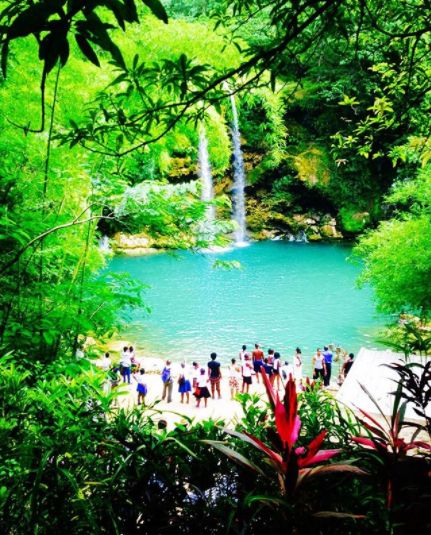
[1,1,431,533]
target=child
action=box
[178,362,192,404]
[192,362,200,390]
[228,358,241,399]
[194,368,211,408]
[134,369,147,406]
[241,355,253,393]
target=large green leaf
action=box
[142,0,168,24]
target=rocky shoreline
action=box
[110,210,359,255]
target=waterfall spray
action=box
[99,235,110,252]
[198,126,215,221]
[230,94,247,245]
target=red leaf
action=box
[297,431,326,467]
[261,367,276,410]
[357,418,387,441]
[313,511,365,519]
[351,437,381,450]
[301,449,340,467]
[284,377,299,445]
[405,441,431,451]
[356,407,387,434]
[275,397,290,447]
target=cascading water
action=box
[230,94,247,245]
[99,235,110,251]
[198,126,215,221]
[296,230,308,243]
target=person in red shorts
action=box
[207,352,222,399]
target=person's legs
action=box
[167,381,173,403]
[162,382,167,400]
[210,378,215,398]
[216,377,221,398]
[186,392,190,404]
[180,393,184,403]
[325,364,332,387]
[204,398,208,408]
[125,367,131,384]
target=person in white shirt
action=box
[120,346,131,384]
[239,345,247,361]
[241,355,253,394]
[293,347,303,382]
[228,358,241,399]
[272,352,282,390]
[178,362,192,404]
[102,352,111,371]
[133,369,147,406]
[281,361,294,384]
[192,362,200,389]
[194,368,211,408]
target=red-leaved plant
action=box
[207,370,366,518]
[351,382,431,513]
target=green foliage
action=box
[354,168,431,319]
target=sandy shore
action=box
[115,372,275,429]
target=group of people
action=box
[100,342,355,408]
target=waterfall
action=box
[230,94,247,245]
[99,235,110,251]
[296,230,308,243]
[198,126,215,221]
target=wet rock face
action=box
[112,233,165,255]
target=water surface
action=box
[108,241,382,375]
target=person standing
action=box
[342,353,355,378]
[313,348,326,383]
[280,360,293,384]
[194,368,211,408]
[120,346,131,384]
[228,358,241,399]
[241,354,253,393]
[134,369,147,406]
[267,348,275,364]
[262,357,274,382]
[322,345,333,387]
[161,360,174,403]
[178,362,192,404]
[102,352,111,371]
[239,345,247,361]
[101,352,112,394]
[293,348,303,382]
[208,352,222,399]
[252,343,264,383]
[272,352,282,390]
[192,362,200,390]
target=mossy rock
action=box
[308,234,323,241]
[339,208,371,232]
[290,144,332,186]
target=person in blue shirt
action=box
[322,345,333,387]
